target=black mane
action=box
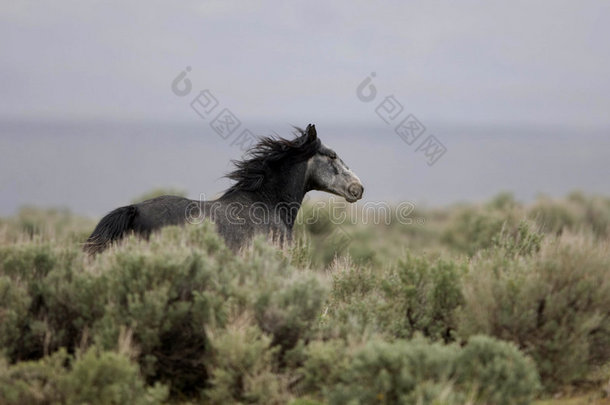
[222,127,321,195]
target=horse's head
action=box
[305,124,364,203]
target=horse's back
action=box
[134,195,195,231]
[84,195,196,255]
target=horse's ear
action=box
[306,124,317,141]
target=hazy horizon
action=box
[1,119,608,217]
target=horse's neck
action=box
[262,164,308,227]
[232,170,305,229]
[218,162,307,229]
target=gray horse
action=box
[84,124,364,254]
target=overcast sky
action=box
[1,0,609,128]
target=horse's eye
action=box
[329,152,337,160]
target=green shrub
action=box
[442,205,517,255]
[490,220,544,258]
[0,274,31,359]
[295,202,361,266]
[527,198,577,236]
[289,399,325,405]
[319,259,389,339]
[297,340,350,395]
[0,223,327,399]
[2,193,608,400]
[459,234,610,389]
[0,243,103,361]
[60,348,168,405]
[455,335,541,405]
[528,194,610,238]
[324,338,461,405]
[255,276,327,355]
[93,243,219,394]
[288,230,313,269]
[486,192,520,212]
[93,229,326,394]
[321,255,464,342]
[0,207,94,244]
[205,325,288,404]
[309,336,539,405]
[0,348,168,405]
[381,255,465,342]
[578,195,610,238]
[0,349,68,404]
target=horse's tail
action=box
[83,205,138,255]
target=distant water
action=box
[0,120,608,217]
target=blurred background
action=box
[1,0,609,217]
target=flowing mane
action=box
[222,127,321,194]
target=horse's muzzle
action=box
[347,183,364,201]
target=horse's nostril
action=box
[348,183,364,199]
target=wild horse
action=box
[84,124,364,254]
